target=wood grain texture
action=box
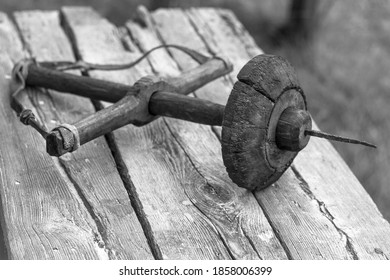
[150,7,233,139]
[128,7,287,259]
[184,8,390,259]
[150,91,225,126]
[0,11,102,260]
[150,7,233,107]
[185,8,359,259]
[61,6,232,259]
[151,7,386,259]
[293,132,390,259]
[185,8,260,80]
[61,6,287,259]
[2,6,388,260]
[13,11,152,260]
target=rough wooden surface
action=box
[61,6,287,260]
[0,10,152,259]
[62,7,231,260]
[127,7,287,259]
[153,7,390,259]
[293,135,390,259]
[0,6,389,260]
[15,11,154,260]
[0,12,102,260]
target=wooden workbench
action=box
[0,6,389,260]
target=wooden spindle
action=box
[14,54,375,191]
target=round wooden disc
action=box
[221,54,306,190]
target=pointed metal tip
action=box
[305,130,377,149]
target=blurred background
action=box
[0,0,389,222]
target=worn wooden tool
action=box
[11,52,375,190]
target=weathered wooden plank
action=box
[13,11,153,260]
[293,136,390,259]
[185,8,259,80]
[127,7,287,260]
[60,6,232,260]
[185,8,390,259]
[153,7,361,259]
[0,12,102,260]
[215,8,390,259]
[145,7,233,108]
[3,5,385,261]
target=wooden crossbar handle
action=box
[25,64,129,102]
[24,57,232,103]
[46,81,226,156]
[16,57,231,157]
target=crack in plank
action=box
[0,195,9,259]
[14,29,111,259]
[0,152,10,259]
[291,165,359,260]
[121,17,244,258]
[123,19,246,258]
[252,197,294,260]
[180,184,235,260]
[59,11,160,260]
[102,131,163,260]
[179,8,291,259]
[162,117,259,259]
[53,157,111,260]
[183,9,236,86]
[374,248,389,260]
[161,117,236,259]
[239,222,263,260]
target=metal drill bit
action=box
[305,130,377,148]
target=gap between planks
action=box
[66,6,390,260]
[61,7,234,259]
[10,10,153,259]
[1,12,102,259]
[94,101,164,260]
[184,8,358,259]
[59,8,189,260]
[61,6,290,260]
[201,8,390,259]
[0,191,10,259]
[127,6,287,259]
[130,12,263,259]
[149,7,390,259]
[58,10,162,260]
[4,6,388,260]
